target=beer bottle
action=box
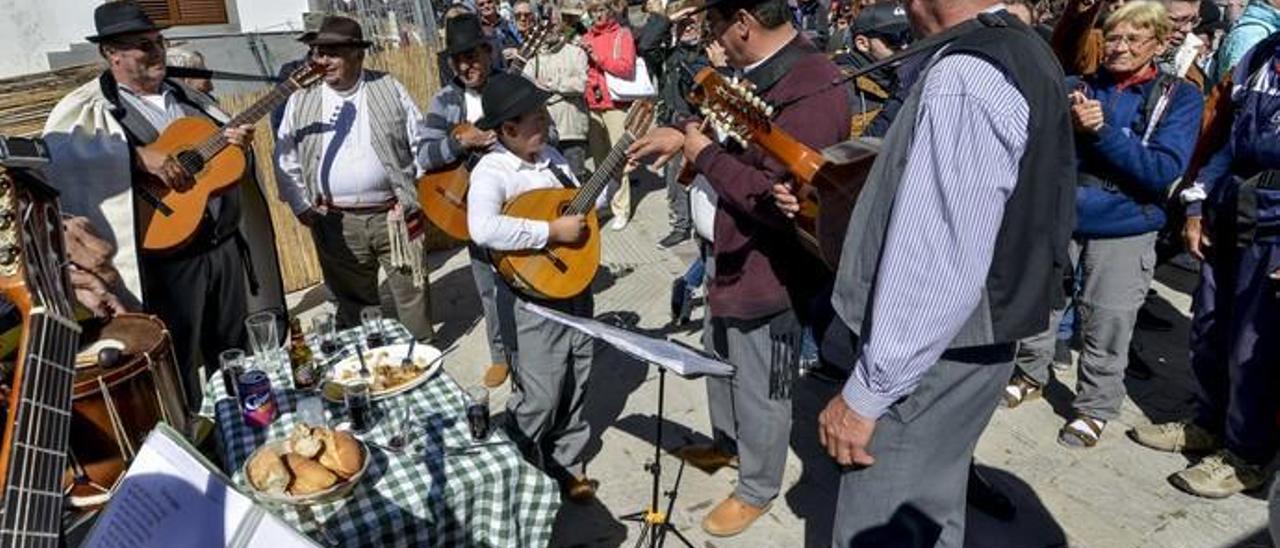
[288,317,318,391]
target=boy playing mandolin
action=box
[466,73,603,503]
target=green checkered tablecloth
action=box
[197,319,561,547]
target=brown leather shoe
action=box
[676,444,739,472]
[562,475,597,504]
[483,363,509,388]
[701,495,769,537]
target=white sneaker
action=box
[608,216,629,231]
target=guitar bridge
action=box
[542,248,568,271]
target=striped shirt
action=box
[841,53,1030,419]
[418,81,474,171]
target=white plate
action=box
[320,343,443,402]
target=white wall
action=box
[231,0,310,33]
[0,0,99,78]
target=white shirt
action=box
[464,89,484,124]
[275,75,427,214]
[467,143,605,251]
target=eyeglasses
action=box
[1103,33,1157,49]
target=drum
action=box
[62,313,189,509]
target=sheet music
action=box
[83,425,316,548]
[521,302,733,378]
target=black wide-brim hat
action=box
[85,2,168,43]
[301,16,373,48]
[475,73,553,131]
[445,13,489,56]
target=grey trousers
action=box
[702,301,802,508]
[1015,232,1156,420]
[505,293,594,478]
[664,157,691,233]
[467,244,517,366]
[832,346,1015,548]
[310,209,434,341]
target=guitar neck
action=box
[748,123,826,188]
[0,310,79,545]
[566,133,635,215]
[192,78,306,160]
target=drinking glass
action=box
[245,311,279,366]
[218,348,246,401]
[465,385,490,442]
[312,312,338,356]
[296,395,326,427]
[344,380,373,433]
[361,307,385,348]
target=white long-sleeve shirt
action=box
[467,143,605,251]
[274,76,426,214]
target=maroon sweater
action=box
[693,36,850,321]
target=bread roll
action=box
[289,424,323,459]
[318,430,363,478]
[247,448,290,494]
[284,454,338,495]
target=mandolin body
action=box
[136,116,247,252]
[491,188,601,300]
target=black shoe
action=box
[967,464,1016,522]
[657,229,691,249]
[670,278,694,325]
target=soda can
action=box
[239,370,278,428]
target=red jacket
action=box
[582,19,635,111]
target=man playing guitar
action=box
[41,2,286,410]
[421,13,516,389]
[628,0,850,536]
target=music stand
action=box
[521,303,733,548]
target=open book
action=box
[83,424,316,548]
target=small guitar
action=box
[136,62,324,252]
[491,101,656,300]
[417,22,555,241]
[0,165,81,546]
[686,67,876,266]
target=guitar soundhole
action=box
[176,150,205,177]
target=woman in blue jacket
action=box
[1131,33,1280,499]
[1003,1,1204,449]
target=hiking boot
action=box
[1169,450,1266,498]
[483,363,509,388]
[676,444,738,472]
[1128,421,1219,453]
[657,229,690,249]
[701,496,769,537]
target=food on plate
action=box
[246,424,365,498]
[331,349,429,393]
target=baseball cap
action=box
[852,3,909,39]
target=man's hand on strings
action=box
[224,123,256,148]
[136,146,194,191]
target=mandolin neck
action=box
[0,310,79,545]
[191,77,306,161]
[749,124,825,187]
[566,133,635,215]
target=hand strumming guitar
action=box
[457,124,498,151]
[548,214,587,244]
[135,146,194,191]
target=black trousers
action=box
[140,237,249,411]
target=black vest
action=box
[946,16,1076,342]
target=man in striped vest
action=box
[275,16,435,343]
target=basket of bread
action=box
[244,424,368,504]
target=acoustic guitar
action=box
[491,101,656,300]
[0,165,81,545]
[135,62,323,253]
[685,67,877,267]
[417,23,555,241]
